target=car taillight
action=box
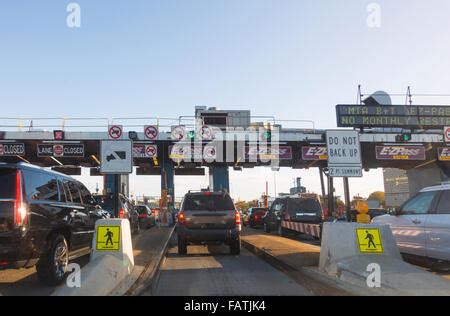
[235,210,241,225]
[119,209,125,218]
[14,170,26,227]
[178,211,186,224]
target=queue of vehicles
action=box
[242,186,450,265]
[0,162,155,285]
[2,161,449,287]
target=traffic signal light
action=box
[262,129,271,141]
[395,133,412,142]
[188,130,195,141]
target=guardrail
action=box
[0,115,318,133]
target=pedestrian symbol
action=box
[356,228,384,253]
[96,226,121,251]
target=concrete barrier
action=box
[319,222,450,295]
[319,222,402,275]
[53,219,134,296]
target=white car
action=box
[373,184,450,262]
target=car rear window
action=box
[136,206,148,214]
[182,194,234,211]
[0,169,15,199]
[288,198,321,214]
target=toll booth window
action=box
[435,190,450,214]
[183,195,234,211]
[400,191,437,215]
[68,181,82,204]
[22,170,59,201]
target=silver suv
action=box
[176,191,241,255]
[373,184,450,262]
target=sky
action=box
[2,1,450,201]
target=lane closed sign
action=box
[326,130,362,177]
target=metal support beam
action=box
[161,149,175,207]
[209,164,230,192]
[327,175,335,219]
[104,174,121,217]
[319,167,326,199]
[343,177,351,222]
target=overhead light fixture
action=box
[91,155,101,165]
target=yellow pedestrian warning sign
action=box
[96,226,121,251]
[356,228,384,253]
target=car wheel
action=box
[230,237,241,255]
[36,234,69,286]
[178,236,187,255]
[263,222,271,233]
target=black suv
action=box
[263,195,323,234]
[0,163,108,285]
[177,191,241,255]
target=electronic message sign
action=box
[336,104,450,128]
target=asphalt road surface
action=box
[0,256,89,296]
[150,242,312,296]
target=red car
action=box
[245,207,268,228]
